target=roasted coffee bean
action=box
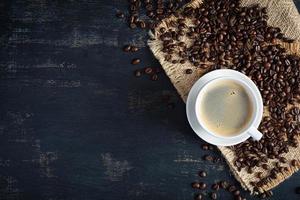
[279,157,287,163]
[203,155,213,161]
[220,181,229,189]
[194,193,203,200]
[198,171,207,177]
[134,69,142,77]
[116,11,125,19]
[131,58,141,65]
[202,144,209,150]
[123,45,131,52]
[235,196,242,200]
[233,190,240,196]
[265,191,273,197]
[138,21,146,29]
[228,185,237,193]
[211,183,219,191]
[185,69,193,74]
[151,74,158,81]
[144,67,153,74]
[210,192,217,200]
[199,182,207,190]
[191,182,200,189]
[291,159,299,167]
[262,164,269,170]
[130,23,137,29]
[256,172,263,179]
[131,46,139,52]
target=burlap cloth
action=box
[148,0,300,194]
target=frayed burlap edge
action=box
[148,0,300,194]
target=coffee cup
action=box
[186,69,263,146]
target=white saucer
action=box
[186,69,263,146]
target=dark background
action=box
[0,0,300,199]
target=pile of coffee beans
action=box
[154,0,300,192]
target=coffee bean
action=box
[198,171,207,177]
[116,11,125,18]
[202,144,209,150]
[265,191,273,197]
[235,196,242,200]
[199,182,207,190]
[134,69,142,77]
[291,159,299,167]
[151,74,158,81]
[131,58,141,65]
[144,67,153,74]
[203,155,213,161]
[210,192,217,200]
[130,23,137,29]
[185,69,193,74]
[279,157,287,163]
[138,21,146,29]
[256,172,263,179]
[194,193,203,200]
[131,46,139,52]
[233,190,240,196]
[228,185,237,193]
[220,181,229,189]
[123,45,131,52]
[211,183,219,191]
[191,182,200,189]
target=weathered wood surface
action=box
[0,0,299,199]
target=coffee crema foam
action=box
[198,79,253,137]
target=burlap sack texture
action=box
[148,0,300,194]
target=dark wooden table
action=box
[1,1,300,199]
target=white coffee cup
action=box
[186,69,263,146]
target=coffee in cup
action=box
[197,79,254,137]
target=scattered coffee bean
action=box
[134,69,142,77]
[191,182,200,189]
[123,45,131,52]
[202,144,209,150]
[220,181,229,189]
[199,182,207,190]
[211,183,219,191]
[131,58,141,65]
[228,185,237,193]
[144,67,153,74]
[151,74,158,81]
[203,155,213,161]
[233,190,240,196]
[210,192,217,200]
[265,191,273,197]
[116,11,124,18]
[235,196,242,200]
[194,193,203,200]
[131,46,139,52]
[198,171,207,177]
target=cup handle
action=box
[248,126,263,141]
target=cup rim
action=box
[194,76,259,139]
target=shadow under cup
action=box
[195,77,259,139]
